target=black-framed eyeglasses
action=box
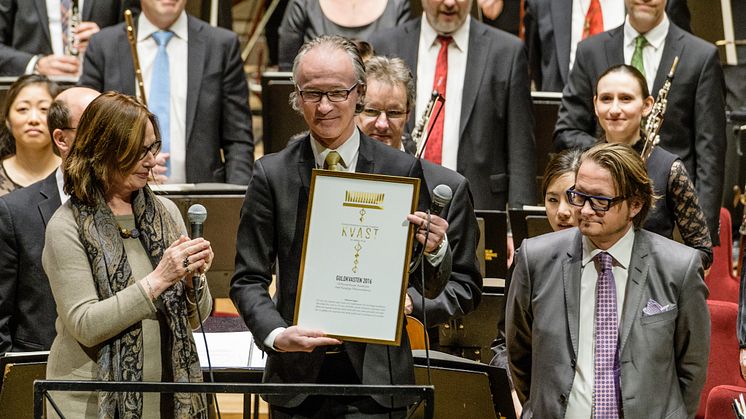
[566,187,626,212]
[139,140,162,160]
[297,82,359,103]
[360,107,408,120]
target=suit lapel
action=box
[118,25,137,96]
[605,27,625,67]
[38,173,61,227]
[563,231,584,359]
[356,134,375,174]
[81,0,92,21]
[185,16,206,145]
[619,231,649,354]
[459,19,490,138]
[652,25,684,95]
[34,0,52,48]
[552,0,573,82]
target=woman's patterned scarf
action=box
[71,186,207,418]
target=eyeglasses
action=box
[139,140,162,160]
[566,187,626,212]
[360,107,408,120]
[297,82,359,103]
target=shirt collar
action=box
[310,128,360,170]
[137,10,189,43]
[56,167,70,206]
[421,14,470,53]
[581,226,636,269]
[624,13,669,51]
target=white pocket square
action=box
[642,299,675,316]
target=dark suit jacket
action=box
[0,173,60,354]
[524,0,691,92]
[554,23,726,245]
[80,15,254,184]
[409,160,481,326]
[370,18,537,210]
[506,228,709,419]
[230,133,450,408]
[0,0,136,75]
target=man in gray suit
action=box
[0,86,98,354]
[507,143,709,418]
[553,0,725,246]
[80,0,254,185]
[355,55,482,330]
[370,0,536,211]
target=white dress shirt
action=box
[623,14,669,93]
[565,226,635,418]
[415,15,469,171]
[569,0,625,71]
[137,11,189,184]
[56,167,70,206]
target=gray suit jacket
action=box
[0,0,136,75]
[553,23,725,245]
[230,133,450,408]
[370,18,537,210]
[0,172,60,353]
[524,0,691,92]
[80,14,254,184]
[506,228,710,419]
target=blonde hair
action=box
[63,92,159,206]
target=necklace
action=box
[117,224,140,239]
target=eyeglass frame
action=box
[566,186,626,212]
[296,82,360,103]
[139,140,162,160]
[359,107,409,120]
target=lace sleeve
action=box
[669,160,713,269]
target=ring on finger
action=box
[182,257,190,268]
[185,266,192,275]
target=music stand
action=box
[531,91,563,203]
[474,210,508,281]
[260,72,307,154]
[509,207,549,250]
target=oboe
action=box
[411,91,444,158]
[124,10,147,107]
[640,56,679,162]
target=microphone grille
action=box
[187,204,208,223]
[432,184,453,206]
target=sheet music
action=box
[193,331,265,368]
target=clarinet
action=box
[410,91,444,158]
[640,56,679,162]
[66,0,81,56]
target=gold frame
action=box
[293,169,420,346]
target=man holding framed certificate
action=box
[230,35,451,418]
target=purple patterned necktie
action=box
[593,252,620,418]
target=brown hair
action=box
[595,64,650,98]
[63,92,159,206]
[542,148,583,198]
[0,75,60,159]
[578,142,655,228]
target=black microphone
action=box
[410,184,453,272]
[187,204,207,288]
[430,184,453,216]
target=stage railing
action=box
[33,381,435,419]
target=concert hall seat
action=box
[696,300,746,418]
[705,208,739,304]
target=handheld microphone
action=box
[410,184,453,272]
[187,204,207,288]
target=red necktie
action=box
[424,35,452,165]
[583,0,604,39]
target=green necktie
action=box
[324,151,343,171]
[630,35,648,78]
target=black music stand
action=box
[509,207,549,249]
[474,210,509,281]
[260,71,307,154]
[531,91,563,203]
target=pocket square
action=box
[642,299,675,316]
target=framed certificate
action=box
[293,169,420,345]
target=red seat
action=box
[705,208,739,303]
[705,385,746,419]
[697,300,746,418]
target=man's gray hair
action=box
[364,56,416,112]
[289,35,366,112]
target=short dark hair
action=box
[0,74,60,159]
[47,97,72,155]
[595,64,650,98]
[578,142,655,228]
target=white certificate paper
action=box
[294,170,419,345]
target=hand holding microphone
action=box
[187,204,212,290]
[407,184,452,253]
